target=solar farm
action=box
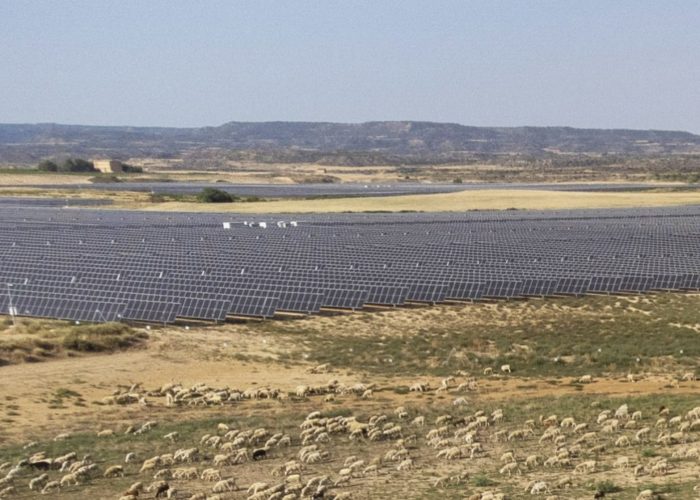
[1,204,699,325]
[2,200,700,500]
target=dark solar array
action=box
[0,197,111,207]
[7,182,691,197]
[1,205,699,324]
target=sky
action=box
[1,1,699,132]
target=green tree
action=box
[197,188,236,203]
[59,158,96,172]
[37,159,58,172]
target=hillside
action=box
[1,121,700,165]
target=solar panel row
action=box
[0,204,699,324]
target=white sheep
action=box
[104,465,124,477]
[28,473,49,491]
[211,477,237,493]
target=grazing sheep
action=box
[499,462,520,476]
[41,481,60,494]
[154,482,170,498]
[200,468,221,481]
[59,472,79,487]
[124,481,143,496]
[574,460,596,474]
[172,467,198,480]
[500,364,511,374]
[0,486,16,498]
[28,473,49,491]
[396,458,414,471]
[212,478,237,493]
[104,465,124,477]
[577,375,593,384]
[140,456,161,473]
[125,452,136,463]
[530,481,550,495]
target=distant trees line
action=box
[37,158,142,173]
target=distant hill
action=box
[1,121,699,165]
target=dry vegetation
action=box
[133,189,700,214]
[0,319,147,365]
[0,294,699,499]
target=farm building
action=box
[93,159,125,173]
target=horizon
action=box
[1,1,699,132]
[2,119,699,135]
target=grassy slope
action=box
[257,294,700,378]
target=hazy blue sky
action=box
[1,1,699,131]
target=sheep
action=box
[0,486,15,498]
[154,482,170,498]
[104,465,124,477]
[615,435,631,447]
[614,456,630,469]
[530,481,550,495]
[396,458,414,471]
[28,473,49,491]
[525,454,540,468]
[500,364,511,374]
[59,472,80,486]
[140,456,161,473]
[615,403,629,419]
[172,467,198,480]
[574,460,596,474]
[41,480,60,494]
[211,477,237,493]
[124,481,143,496]
[125,452,136,463]
[200,468,221,481]
[635,427,651,442]
[247,482,269,495]
[578,375,593,384]
[499,462,520,476]
[432,475,450,488]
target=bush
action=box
[197,188,236,203]
[38,160,58,172]
[473,475,497,487]
[121,164,143,173]
[593,480,622,494]
[58,158,96,173]
[90,174,121,183]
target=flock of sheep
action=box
[1,365,699,499]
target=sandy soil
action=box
[1,325,697,445]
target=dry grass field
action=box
[0,294,699,499]
[136,188,700,213]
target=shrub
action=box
[37,160,58,172]
[594,480,622,494]
[197,188,236,203]
[121,164,143,173]
[473,475,497,487]
[58,158,96,172]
